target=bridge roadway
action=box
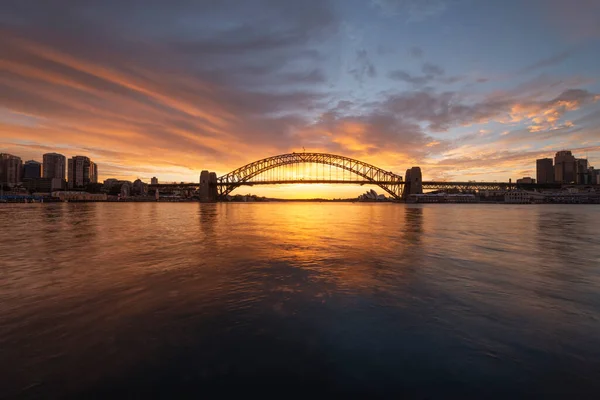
[149,181,564,192]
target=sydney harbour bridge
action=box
[148,152,545,201]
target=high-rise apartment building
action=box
[536,158,554,184]
[554,151,576,183]
[0,153,23,187]
[23,160,42,179]
[592,168,600,185]
[575,159,589,184]
[67,156,98,189]
[151,177,158,185]
[43,153,66,180]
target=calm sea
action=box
[1,203,600,398]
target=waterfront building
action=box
[536,158,554,184]
[43,153,66,180]
[505,191,531,204]
[52,191,107,202]
[358,189,378,201]
[23,178,66,193]
[0,153,23,187]
[132,179,148,195]
[103,178,119,189]
[554,151,576,183]
[120,182,132,198]
[591,168,600,185]
[23,160,42,179]
[67,156,98,189]
[576,159,589,184]
[516,177,535,184]
[408,193,477,203]
[151,177,158,185]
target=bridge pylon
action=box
[402,167,423,200]
[199,170,218,202]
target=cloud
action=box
[295,110,451,169]
[372,0,449,21]
[388,70,431,86]
[381,87,599,132]
[388,61,461,87]
[432,145,600,174]
[409,46,424,58]
[0,0,338,178]
[421,62,444,76]
[517,50,573,74]
[541,0,600,39]
[348,49,377,83]
[1,0,599,186]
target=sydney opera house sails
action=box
[358,189,387,201]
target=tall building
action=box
[554,151,576,184]
[576,159,589,184]
[23,160,42,179]
[0,153,23,187]
[151,177,158,185]
[592,168,600,185]
[536,158,554,184]
[43,153,66,180]
[67,156,98,189]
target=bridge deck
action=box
[148,181,586,190]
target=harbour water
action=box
[1,203,600,398]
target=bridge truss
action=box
[216,152,405,199]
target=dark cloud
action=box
[409,46,424,58]
[0,0,340,175]
[372,0,449,21]
[388,70,431,86]
[300,109,448,160]
[348,49,377,83]
[421,62,444,76]
[381,88,599,132]
[388,62,462,87]
[517,50,573,74]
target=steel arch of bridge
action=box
[217,152,404,199]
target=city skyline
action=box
[1,147,599,197]
[1,0,600,198]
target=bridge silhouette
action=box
[149,152,542,201]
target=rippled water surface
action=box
[1,203,600,398]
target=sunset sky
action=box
[1,0,600,198]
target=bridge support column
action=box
[199,170,217,202]
[402,167,423,201]
[209,172,217,201]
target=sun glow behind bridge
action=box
[225,163,387,199]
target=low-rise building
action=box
[23,178,66,193]
[132,179,148,195]
[505,191,531,204]
[52,191,107,202]
[408,193,477,203]
[516,177,535,184]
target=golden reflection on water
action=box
[1,203,600,397]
